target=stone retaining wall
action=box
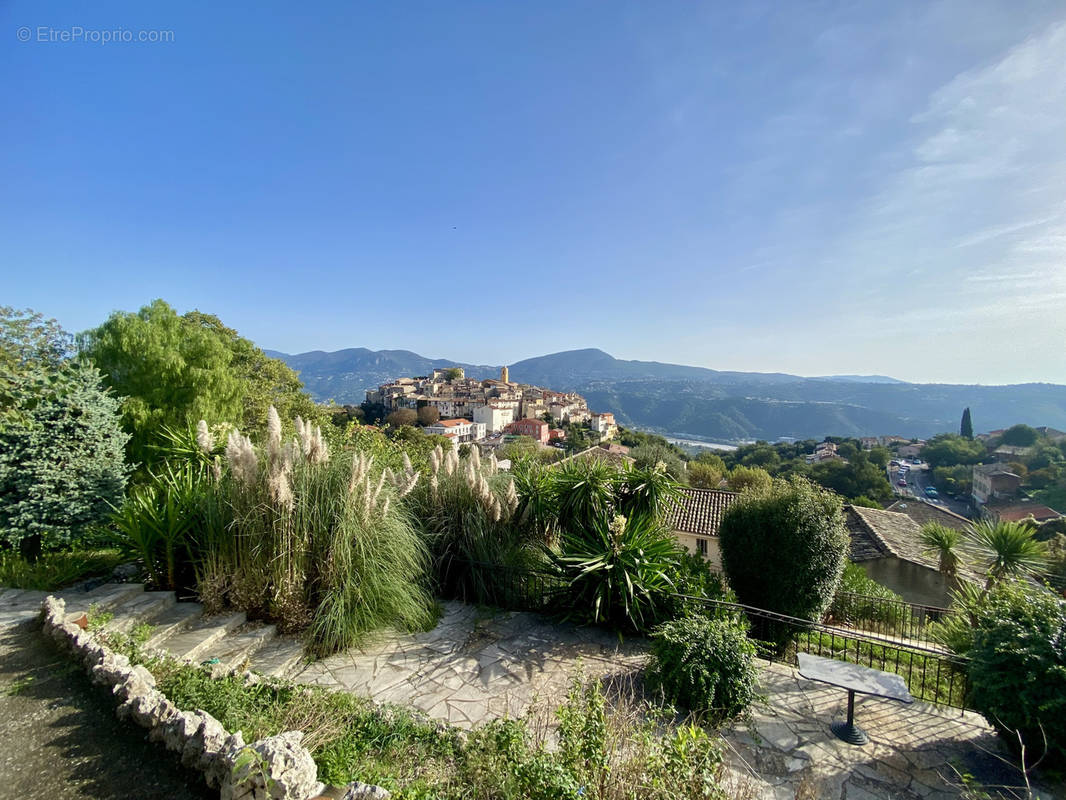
[40,596,387,800]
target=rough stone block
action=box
[205,731,246,790]
[342,781,392,799]
[163,710,204,754]
[221,731,319,800]
[91,652,132,687]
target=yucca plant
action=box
[110,461,209,590]
[966,519,1048,588]
[920,522,965,585]
[549,512,681,633]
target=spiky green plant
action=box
[966,520,1048,588]
[920,522,965,584]
[549,512,682,633]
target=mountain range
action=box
[265,347,1066,442]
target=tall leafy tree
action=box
[79,300,318,467]
[0,308,129,558]
[960,407,974,439]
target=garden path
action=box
[293,601,1053,799]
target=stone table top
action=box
[798,652,914,704]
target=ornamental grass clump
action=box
[404,442,533,601]
[191,407,434,656]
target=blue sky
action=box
[3,1,1065,384]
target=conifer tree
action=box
[961,407,974,439]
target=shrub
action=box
[687,461,724,489]
[724,465,772,493]
[827,562,909,632]
[718,476,848,623]
[0,360,129,558]
[948,580,1066,765]
[647,614,759,721]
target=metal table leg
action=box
[830,689,869,745]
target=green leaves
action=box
[718,476,848,624]
[966,520,1048,586]
[647,614,759,722]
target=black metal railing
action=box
[449,559,972,710]
[681,595,971,709]
[442,558,567,611]
[827,590,954,648]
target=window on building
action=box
[697,538,708,557]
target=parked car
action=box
[898,478,907,486]
[924,486,939,498]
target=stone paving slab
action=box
[288,601,1061,798]
[288,601,646,729]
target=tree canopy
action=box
[1000,424,1038,447]
[960,407,973,439]
[920,433,987,468]
[78,299,317,467]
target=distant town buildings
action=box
[368,365,615,445]
[423,418,485,444]
[505,417,550,443]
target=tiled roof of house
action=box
[555,446,634,469]
[845,506,931,569]
[437,418,472,427]
[884,499,973,532]
[667,488,740,537]
[845,506,982,585]
[989,503,1061,523]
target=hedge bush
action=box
[718,476,848,622]
[647,614,759,721]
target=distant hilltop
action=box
[266,347,1066,442]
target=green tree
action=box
[694,451,727,472]
[920,523,964,586]
[442,367,463,382]
[386,408,418,428]
[79,300,316,468]
[182,311,320,432]
[1,310,129,559]
[1000,424,1038,447]
[725,465,772,493]
[810,453,892,503]
[960,408,973,439]
[687,461,724,489]
[920,433,987,468]
[630,443,687,483]
[718,477,849,623]
[967,520,1047,588]
[416,405,440,426]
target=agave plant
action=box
[966,519,1048,588]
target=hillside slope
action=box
[269,347,1066,440]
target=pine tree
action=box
[961,407,974,440]
[0,361,129,558]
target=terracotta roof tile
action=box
[667,488,740,537]
[884,499,972,531]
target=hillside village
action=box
[365,366,617,447]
